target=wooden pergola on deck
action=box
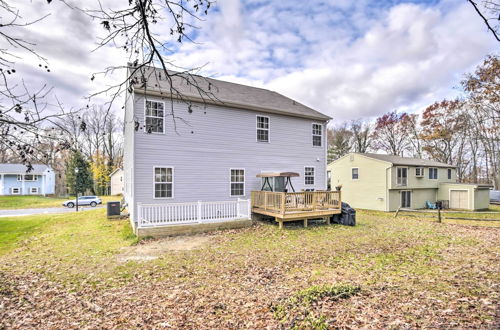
[250,190,342,229]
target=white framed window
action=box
[153,167,173,198]
[429,168,438,180]
[352,168,359,180]
[312,123,322,147]
[305,167,315,185]
[230,169,245,196]
[397,167,408,186]
[11,188,20,195]
[24,174,37,181]
[415,167,424,177]
[17,174,37,181]
[256,116,269,142]
[30,187,39,194]
[145,100,165,134]
[447,168,452,180]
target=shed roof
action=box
[357,153,455,168]
[0,163,51,174]
[131,67,331,121]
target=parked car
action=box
[63,196,102,208]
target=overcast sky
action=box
[6,0,499,123]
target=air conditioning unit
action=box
[415,167,424,177]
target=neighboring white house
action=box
[123,67,331,235]
[0,164,55,196]
[110,168,123,195]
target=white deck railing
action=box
[137,199,251,228]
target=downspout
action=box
[385,165,392,211]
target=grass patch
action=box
[272,284,360,327]
[0,195,119,210]
[0,209,498,328]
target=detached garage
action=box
[438,183,491,210]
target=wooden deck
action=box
[250,190,342,228]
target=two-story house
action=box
[328,153,490,211]
[123,68,331,233]
[0,164,55,196]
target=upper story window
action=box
[256,116,269,142]
[17,174,37,181]
[145,100,165,134]
[447,168,452,180]
[230,169,245,196]
[415,167,424,177]
[352,168,359,180]
[397,167,408,186]
[312,123,322,146]
[305,167,315,185]
[429,168,438,180]
[154,167,173,198]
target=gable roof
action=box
[0,163,51,174]
[357,153,455,168]
[130,67,331,121]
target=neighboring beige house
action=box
[328,153,490,211]
[110,168,123,196]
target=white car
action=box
[63,196,102,208]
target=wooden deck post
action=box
[280,192,286,216]
[326,216,330,225]
[264,192,268,211]
[277,218,283,229]
[304,218,308,228]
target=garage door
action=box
[450,190,468,209]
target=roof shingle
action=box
[0,164,51,174]
[357,153,455,168]
[131,67,331,121]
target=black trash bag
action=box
[331,202,356,226]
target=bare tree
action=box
[468,0,500,42]
[0,0,215,168]
[349,120,372,153]
[327,125,352,163]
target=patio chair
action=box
[425,201,437,209]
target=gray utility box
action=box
[107,201,121,216]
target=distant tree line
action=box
[327,55,499,189]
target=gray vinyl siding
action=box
[130,94,327,213]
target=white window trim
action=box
[304,166,315,185]
[11,187,20,195]
[447,168,452,180]
[144,99,166,134]
[30,187,39,194]
[229,168,245,197]
[256,115,270,143]
[396,167,409,186]
[351,167,359,180]
[152,166,174,199]
[429,167,438,180]
[312,123,323,147]
[415,167,424,177]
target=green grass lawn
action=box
[0,195,120,210]
[0,209,498,328]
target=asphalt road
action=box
[0,205,104,218]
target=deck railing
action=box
[251,190,341,215]
[137,199,251,228]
